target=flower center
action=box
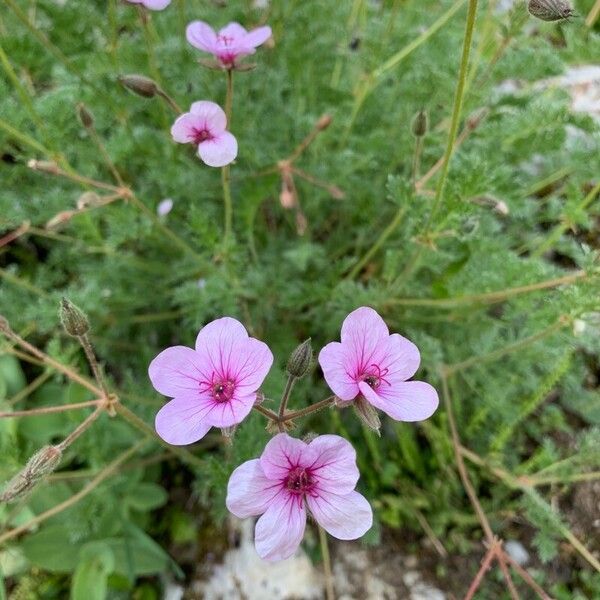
[192,128,213,144]
[212,380,235,403]
[285,467,313,495]
[217,34,234,46]
[360,364,390,389]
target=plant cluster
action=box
[1,0,600,598]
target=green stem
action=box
[225,69,234,125]
[282,397,334,422]
[344,0,467,136]
[319,525,335,600]
[221,166,233,244]
[401,0,478,280]
[278,375,297,423]
[423,0,478,233]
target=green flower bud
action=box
[1,446,62,503]
[118,74,159,98]
[286,338,313,378]
[353,396,381,435]
[411,109,429,138]
[76,103,94,129]
[60,298,90,337]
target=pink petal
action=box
[308,435,359,495]
[242,26,272,48]
[339,307,392,380]
[194,317,270,386]
[171,113,203,144]
[203,392,255,428]
[141,0,171,9]
[218,22,248,40]
[380,333,421,384]
[198,132,238,167]
[359,380,439,422]
[154,395,212,445]
[186,21,218,53]
[195,316,248,352]
[260,434,316,480]
[318,341,360,401]
[307,490,372,540]
[226,459,282,518]
[341,306,389,345]
[230,338,274,393]
[189,101,227,135]
[148,346,208,397]
[255,492,306,561]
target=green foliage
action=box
[1,0,600,598]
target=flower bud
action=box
[286,339,313,378]
[528,0,574,21]
[76,103,94,129]
[118,74,159,98]
[316,114,333,131]
[27,159,60,174]
[59,297,90,337]
[1,446,62,503]
[411,110,429,138]
[353,396,381,435]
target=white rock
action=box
[197,520,323,599]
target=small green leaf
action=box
[125,482,168,511]
[71,542,114,600]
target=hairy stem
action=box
[282,397,335,422]
[57,406,104,451]
[0,400,102,419]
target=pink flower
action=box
[171,101,237,168]
[126,0,171,10]
[226,433,372,561]
[186,21,272,68]
[318,307,439,422]
[149,317,273,445]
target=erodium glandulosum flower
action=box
[186,21,272,68]
[318,306,439,422]
[126,0,171,10]
[149,317,273,445]
[171,101,238,168]
[226,433,372,561]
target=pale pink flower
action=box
[318,307,439,422]
[149,317,273,445]
[126,0,171,10]
[186,21,272,68]
[227,433,372,561]
[171,101,237,168]
[157,198,173,217]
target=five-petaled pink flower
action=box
[171,101,237,168]
[318,307,439,422]
[126,0,171,10]
[186,21,272,68]
[227,433,372,561]
[149,317,273,445]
